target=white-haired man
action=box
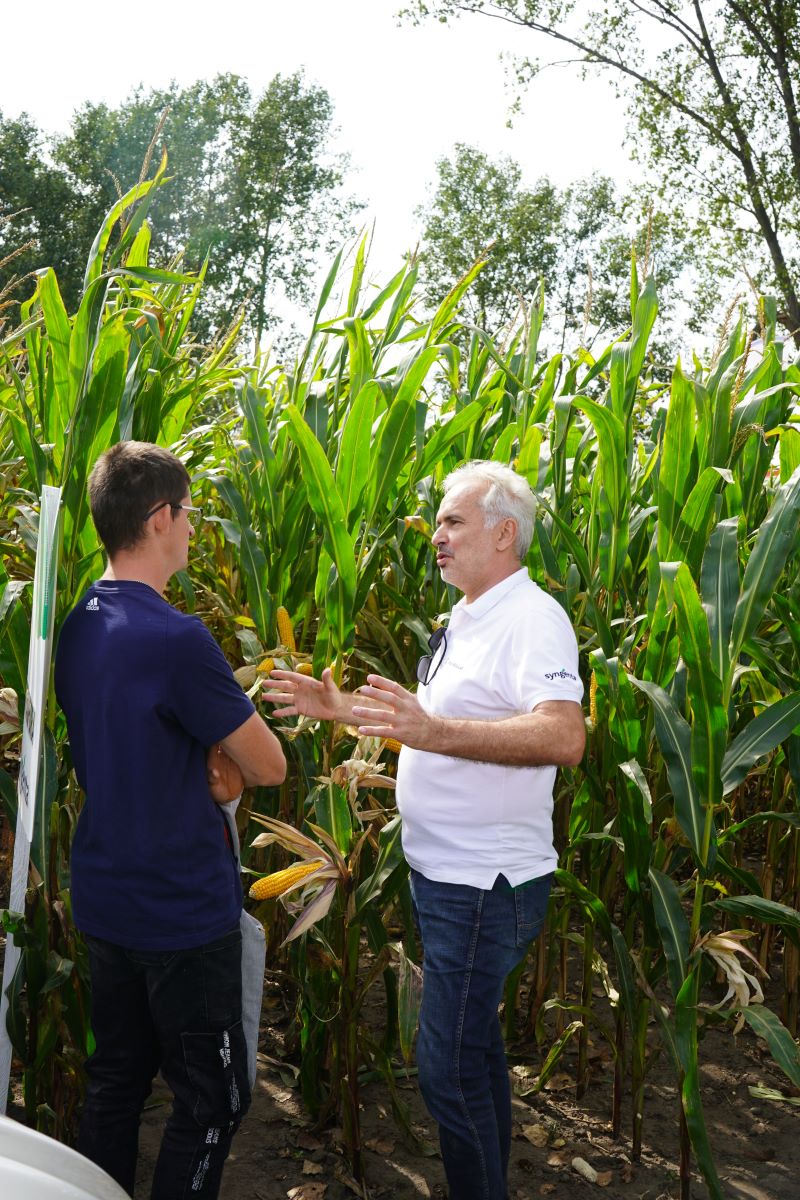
[265,461,584,1200]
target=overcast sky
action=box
[1,0,636,294]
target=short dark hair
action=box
[88,441,191,558]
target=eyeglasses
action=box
[416,625,447,686]
[143,501,204,528]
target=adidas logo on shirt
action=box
[85,597,100,612]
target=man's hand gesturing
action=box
[352,675,435,751]
[263,667,347,722]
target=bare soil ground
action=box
[131,969,799,1200]
[2,823,798,1200]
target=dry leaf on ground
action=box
[521,1124,549,1147]
[287,1185,326,1200]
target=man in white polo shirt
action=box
[265,461,584,1200]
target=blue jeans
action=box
[78,927,250,1199]
[411,869,552,1200]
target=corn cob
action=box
[384,738,402,754]
[589,671,598,728]
[249,860,322,900]
[256,656,275,675]
[276,606,296,651]
[297,663,313,677]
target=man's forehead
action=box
[436,483,487,520]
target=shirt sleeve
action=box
[166,615,256,747]
[509,599,584,712]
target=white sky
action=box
[1,0,637,294]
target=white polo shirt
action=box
[396,568,583,889]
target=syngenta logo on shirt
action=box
[544,668,577,681]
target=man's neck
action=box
[462,561,523,605]
[102,553,170,596]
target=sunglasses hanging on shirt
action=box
[416,625,448,686]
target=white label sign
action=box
[17,485,62,841]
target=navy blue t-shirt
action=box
[54,579,256,950]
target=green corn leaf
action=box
[729,464,800,680]
[344,316,374,401]
[675,467,732,576]
[668,562,727,856]
[657,364,696,560]
[721,691,800,795]
[336,382,379,527]
[714,895,800,932]
[411,399,488,485]
[739,1005,800,1089]
[285,405,355,652]
[700,517,739,685]
[632,677,704,862]
[314,782,353,856]
[573,395,628,590]
[617,760,653,895]
[83,161,166,292]
[649,868,690,1000]
[779,425,800,483]
[675,967,725,1200]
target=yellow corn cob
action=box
[384,738,403,754]
[297,663,313,676]
[256,656,275,675]
[249,860,322,900]
[276,606,296,651]
[589,671,598,727]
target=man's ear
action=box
[496,517,517,551]
[150,503,173,535]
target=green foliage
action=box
[406,0,800,342]
[2,180,800,1200]
[0,72,360,345]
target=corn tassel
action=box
[249,860,323,900]
[276,606,296,651]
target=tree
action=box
[406,1,800,341]
[416,146,703,353]
[0,73,360,343]
[416,143,564,332]
[220,72,363,349]
[0,112,83,319]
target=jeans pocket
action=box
[514,872,553,950]
[181,1019,251,1128]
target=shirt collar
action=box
[452,567,530,622]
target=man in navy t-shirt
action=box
[54,440,286,1199]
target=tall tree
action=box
[0,73,359,342]
[406,1,800,341]
[220,72,362,349]
[416,143,563,332]
[416,146,702,351]
[0,112,82,318]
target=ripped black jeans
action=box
[78,927,250,1199]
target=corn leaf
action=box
[632,678,702,860]
[649,867,689,999]
[722,691,800,795]
[729,464,800,679]
[739,1005,800,1088]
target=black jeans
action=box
[78,927,250,1199]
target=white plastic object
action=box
[0,1115,129,1199]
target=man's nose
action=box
[432,527,445,546]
